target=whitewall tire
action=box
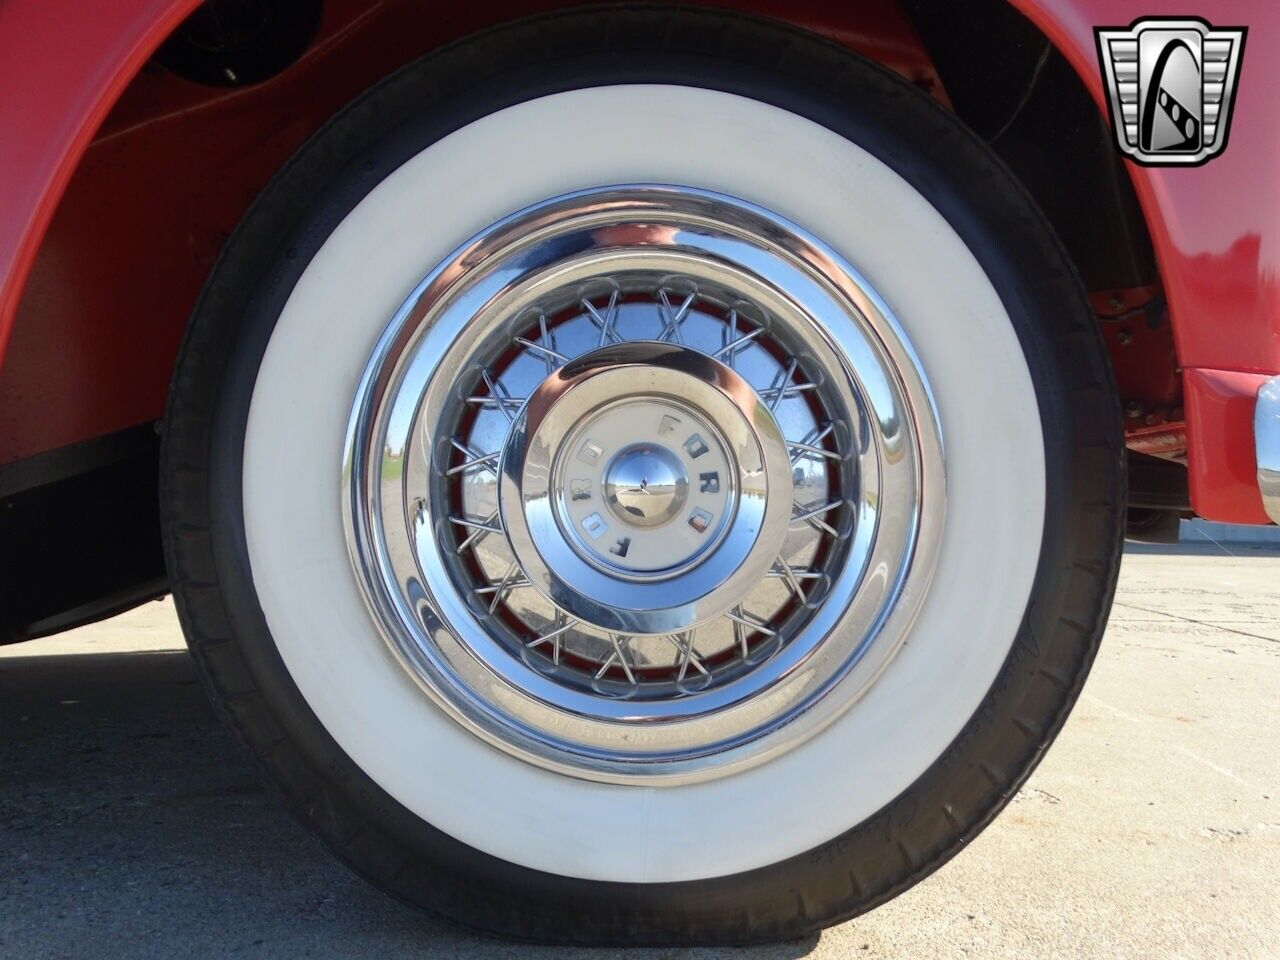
[162,7,1123,944]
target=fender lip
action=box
[1257,376,1280,524]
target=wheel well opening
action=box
[2,0,1170,642]
[904,0,1181,525]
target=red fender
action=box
[0,0,201,361]
[0,1,1275,521]
[1007,0,1280,522]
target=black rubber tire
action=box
[160,6,1125,946]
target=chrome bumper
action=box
[1258,376,1280,524]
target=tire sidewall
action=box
[162,6,1123,942]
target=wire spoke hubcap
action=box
[344,186,944,783]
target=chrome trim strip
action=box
[1257,375,1280,524]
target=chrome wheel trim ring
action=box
[343,185,944,783]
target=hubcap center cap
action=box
[547,388,741,586]
[605,444,688,527]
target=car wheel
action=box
[161,6,1124,945]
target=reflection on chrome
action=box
[1257,376,1280,524]
[342,185,944,784]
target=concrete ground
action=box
[1,546,1277,959]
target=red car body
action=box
[0,0,1275,630]
[6,4,1273,933]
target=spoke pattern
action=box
[788,423,841,465]
[534,312,559,375]
[482,561,522,613]
[596,634,637,685]
[726,607,777,637]
[451,510,502,554]
[770,557,831,609]
[526,613,576,666]
[774,555,806,602]
[465,393,528,411]
[766,563,826,585]
[582,290,622,346]
[760,358,818,408]
[476,575,533,596]
[514,335,567,368]
[657,287,696,343]
[480,370,520,423]
[731,606,749,657]
[447,440,499,477]
[791,499,843,537]
[445,277,844,693]
[665,631,710,684]
[714,312,764,368]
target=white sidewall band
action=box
[244,86,1046,883]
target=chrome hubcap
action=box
[343,185,944,783]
